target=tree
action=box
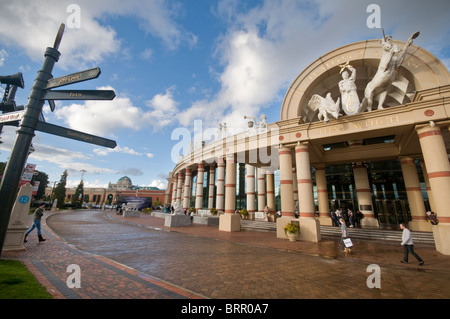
[71,180,84,208]
[53,170,68,209]
[154,197,162,206]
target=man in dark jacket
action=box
[24,204,47,243]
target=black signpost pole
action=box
[0,25,64,256]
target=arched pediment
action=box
[280,39,450,122]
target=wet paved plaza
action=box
[2,210,450,301]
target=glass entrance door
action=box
[375,199,410,230]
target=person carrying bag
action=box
[340,218,353,253]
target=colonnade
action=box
[168,123,450,254]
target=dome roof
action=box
[117,176,132,185]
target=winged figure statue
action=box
[307,93,341,123]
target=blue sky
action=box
[1,0,449,190]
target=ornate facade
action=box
[166,38,450,255]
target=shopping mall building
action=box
[164,37,450,255]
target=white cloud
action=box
[148,179,167,190]
[145,87,180,130]
[140,48,154,61]
[0,1,120,70]
[0,0,197,69]
[25,141,117,181]
[66,179,108,188]
[0,49,7,66]
[53,86,149,136]
[93,145,145,157]
[52,85,182,136]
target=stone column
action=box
[257,168,266,215]
[276,146,296,239]
[164,178,172,205]
[315,163,331,226]
[295,143,320,242]
[219,154,240,231]
[183,169,192,210]
[195,164,205,211]
[266,171,276,212]
[420,160,436,212]
[169,181,175,204]
[246,165,256,220]
[171,177,177,206]
[176,172,183,205]
[216,158,225,212]
[292,167,298,204]
[417,124,450,255]
[353,163,379,228]
[399,157,430,232]
[208,165,216,209]
[278,147,295,217]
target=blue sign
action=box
[19,196,30,204]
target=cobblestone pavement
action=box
[2,210,450,301]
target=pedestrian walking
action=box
[348,209,355,227]
[335,208,342,222]
[355,210,363,228]
[24,204,47,243]
[400,223,424,266]
[330,210,340,226]
[340,218,352,253]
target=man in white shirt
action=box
[400,223,424,266]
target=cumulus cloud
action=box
[145,87,180,130]
[93,145,153,159]
[148,179,167,190]
[53,86,148,136]
[27,142,116,178]
[50,84,181,138]
[0,49,7,66]
[0,0,197,69]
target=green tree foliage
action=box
[71,180,84,208]
[53,170,68,209]
[31,170,49,200]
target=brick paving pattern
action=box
[2,210,450,300]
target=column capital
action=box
[352,162,367,169]
[279,145,293,152]
[398,156,416,165]
[314,163,326,170]
[295,143,309,152]
[225,153,236,163]
[416,123,442,137]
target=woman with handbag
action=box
[340,218,352,253]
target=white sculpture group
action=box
[308,31,419,123]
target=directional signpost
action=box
[45,67,101,90]
[36,122,117,148]
[43,89,116,100]
[0,23,117,255]
[0,110,24,124]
